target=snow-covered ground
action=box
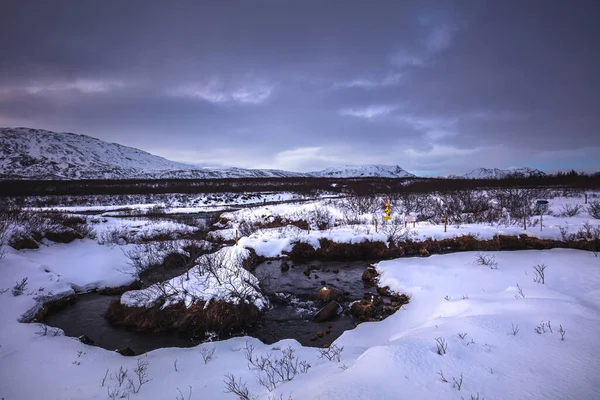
[1,192,599,399]
[1,246,599,399]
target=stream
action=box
[44,259,378,354]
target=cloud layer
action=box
[0,0,598,175]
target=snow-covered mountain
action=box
[462,167,546,179]
[0,128,313,180]
[309,164,415,178]
[1,128,417,180]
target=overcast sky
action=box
[1,0,598,175]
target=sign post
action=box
[406,215,417,228]
[383,199,391,221]
[536,200,549,232]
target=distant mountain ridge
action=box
[309,164,415,178]
[461,167,546,179]
[0,128,416,180]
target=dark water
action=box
[249,260,378,346]
[44,294,199,354]
[44,260,377,354]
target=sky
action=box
[0,0,599,176]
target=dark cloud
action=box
[0,0,598,174]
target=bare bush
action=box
[435,337,447,355]
[224,374,256,400]
[176,386,193,400]
[308,205,336,230]
[474,253,498,269]
[559,204,583,217]
[438,369,448,383]
[514,283,525,299]
[453,373,464,391]
[318,344,344,362]
[0,201,20,259]
[98,226,132,247]
[194,250,262,305]
[129,357,151,394]
[535,320,552,334]
[341,195,379,215]
[200,347,216,364]
[458,333,468,339]
[559,325,566,340]
[238,220,261,237]
[510,323,519,336]
[489,187,550,221]
[588,200,600,219]
[12,277,28,296]
[255,347,311,392]
[243,342,310,392]
[532,264,546,284]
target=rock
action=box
[316,330,324,338]
[350,300,376,321]
[391,293,410,305]
[9,237,39,250]
[280,261,290,272]
[324,268,330,273]
[267,261,272,264]
[383,305,400,314]
[303,269,311,277]
[320,280,326,286]
[363,293,383,306]
[317,287,341,303]
[361,266,379,283]
[332,267,339,274]
[314,301,341,323]
[310,336,318,342]
[116,347,135,356]
[314,274,319,279]
[78,335,95,346]
[377,286,392,297]
[325,327,332,335]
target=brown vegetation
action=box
[286,233,599,262]
[105,298,260,339]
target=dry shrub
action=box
[105,298,260,339]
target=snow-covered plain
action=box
[1,193,600,399]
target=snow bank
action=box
[121,245,267,309]
[19,239,136,291]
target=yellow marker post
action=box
[383,199,391,221]
[444,214,447,232]
[235,229,238,246]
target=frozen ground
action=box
[1,247,599,399]
[1,192,599,399]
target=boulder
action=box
[116,347,135,356]
[361,266,379,283]
[350,300,376,321]
[314,301,341,323]
[78,335,95,346]
[317,287,341,303]
[280,261,290,272]
[376,285,392,297]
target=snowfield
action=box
[1,192,599,399]
[1,246,599,399]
